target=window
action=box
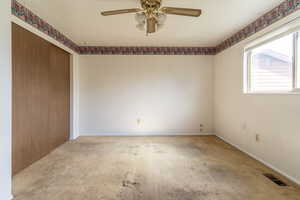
[245,31,300,93]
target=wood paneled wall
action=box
[12,23,70,175]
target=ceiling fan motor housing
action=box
[141,0,161,10]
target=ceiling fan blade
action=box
[101,8,142,16]
[161,7,202,17]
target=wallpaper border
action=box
[78,46,216,55]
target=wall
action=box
[213,11,300,184]
[79,55,213,136]
[0,0,12,199]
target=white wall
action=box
[0,0,12,199]
[79,55,213,136]
[213,11,300,184]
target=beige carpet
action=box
[13,136,300,200]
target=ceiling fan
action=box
[101,0,202,35]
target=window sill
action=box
[293,88,300,92]
[244,91,300,95]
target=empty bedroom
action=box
[1,0,300,199]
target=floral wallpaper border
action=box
[78,46,216,55]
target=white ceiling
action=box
[17,0,284,46]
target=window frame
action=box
[244,31,300,94]
[295,32,300,90]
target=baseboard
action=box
[70,134,80,140]
[216,135,300,185]
[79,132,214,137]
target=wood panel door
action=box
[48,45,70,150]
[12,23,70,175]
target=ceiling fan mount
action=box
[101,0,202,35]
[140,0,161,10]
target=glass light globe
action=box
[135,13,146,24]
[157,24,164,31]
[157,13,167,25]
[136,23,145,31]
